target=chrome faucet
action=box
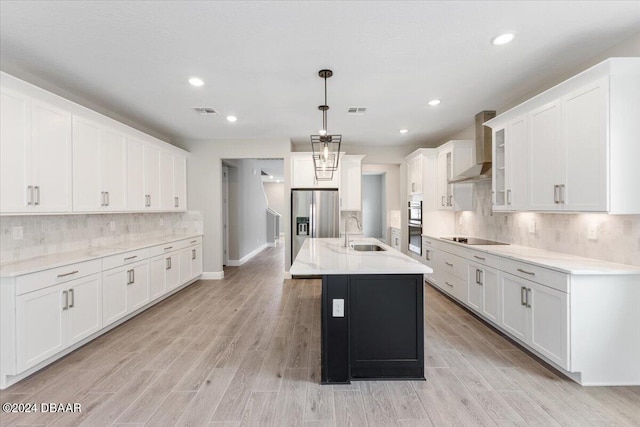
[344,215,362,247]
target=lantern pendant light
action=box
[310,69,341,181]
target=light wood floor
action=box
[2,244,639,426]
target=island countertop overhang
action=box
[290,237,433,276]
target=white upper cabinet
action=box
[406,153,423,196]
[486,58,640,214]
[143,144,160,210]
[436,140,474,211]
[339,155,364,211]
[73,117,127,212]
[159,151,187,211]
[1,90,72,213]
[126,137,146,210]
[492,116,528,211]
[173,154,187,210]
[291,152,340,188]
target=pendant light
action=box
[311,69,341,181]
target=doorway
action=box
[362,172,386,240]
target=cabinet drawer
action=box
[103,248,150,271]
[434,251,466,281]
[16,259,102,296]
[439,271,466,302]
[463,249,500,270]
[499,258,569,293]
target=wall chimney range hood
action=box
[449,110,497,184]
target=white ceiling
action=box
[256,159,285,183]
[1,1,639,148]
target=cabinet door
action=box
[339,156,362,211]
[179,249,192,284]
[102,268,129,325]
[174,155,187,210]
[16,284,66,371]
[66,274,102,346]
[528,101,563,210]
[292,156,316,188]
[500,273,529,342]
[165,253,181,290]
[436,151,449,210]
[563,80,608,211]
[159,150,175,210]
[529,283,569,368]
[143,145,160,209]
[127,138,145,210]
[481,267,500,325]
[32,101,72,212]
[148,256,167,300]
[467,263,483,312]
[127,263,149,312]
[73,117,102,211]
[101,128,127,211]
[507,117,528,211]
[0,89,30,213]
[492,127,507,210]
[190,245,203,279]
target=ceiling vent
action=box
[193,107,219,116]
[347,106,367,115]
[261,170,268,176]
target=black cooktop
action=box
[441,237,509,245]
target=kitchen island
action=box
[290,237,432,384]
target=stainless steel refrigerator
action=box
[291,189,339,262]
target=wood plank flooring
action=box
[1,244,639,426]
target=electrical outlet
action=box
[332,299,344,317]
[588,223,598,240]
[12,226,23,240]
[109,221,116,232]
[528,221,536,234]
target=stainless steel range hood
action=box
[449,110,497,184]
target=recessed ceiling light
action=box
[399,129,409,134]
[491,33,515,46]
[276,180,280,183]
[269,175,274,179]
[226,115,237,122]
[428,99,441,106]
[188,77,204,87]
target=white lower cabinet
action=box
[467,262,500,325]
[191,245,203,278]
[500,272,569,369]
[16,274,101,372]
[165,252,181,291]
[102,261,149,325]
[149,256,167,300]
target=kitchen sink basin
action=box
[351,244,386,252]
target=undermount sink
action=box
[351,244,386,252]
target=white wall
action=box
[362,174,384,238]
[263,182,286,232]
[175,138,291,277]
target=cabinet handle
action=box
[34,186,40,205]
[166,257,171,270]
[559,184,565,204]
[63,290,69,310]
[190,240,198,244]
[445,281,453,287]
[27,186,33,205]
[507,189,512,205]
[517,268,535,276]
[478,270,484,285]
[192,249,196,260]
[526,288,532,308]
[174,196,179,208]
[340,198,342,208]
[554,185,559,204]
[412,182,416,192]
[521,286,527,306]
[475,269,480,284]
[441,196,445,206]
[145,195,151,207]
[164,246,173,251]
[57,270,79,278]
[425,250,430,261]
[448,195,453,206]
[126,269,132,285]
[69,288,74,308]
[424,240,432,245]
[445,261,453,267]
[124,255,138,261]
[100,191,105,207]
[474,255,485,261]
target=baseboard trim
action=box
[284,271,292,279]
[201,271,224,280]
[267,242,276,248]
[227,243,268,266]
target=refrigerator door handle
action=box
[310,203,315,237]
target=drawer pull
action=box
[517,268,535,276]
[124,255,138,261]
[190,240,198,244]
[445,281,453,287]
[164,246,173,251]
[57,270,79,278]
[474,255,486,261]
[445,262,453,267]
[424,240,432,245]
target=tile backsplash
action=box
[455,181,640,267]
[1,211,203,265]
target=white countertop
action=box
[0,234,202,277]
[290,237,432,275]
[424,234,640,276]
